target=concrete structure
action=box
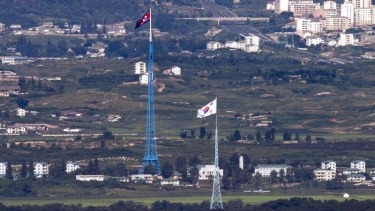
[66,161,80,173]
[343,168,362,175]
[225,41,238,49]
[239,156,244,170]
[34,162,49,177]
[206,41,222,50]
[306,36,323,46]
[160,179,180,186]
[314,169,336,181]
[0,56,32,65]
[351,160,365,172]
[324,1,337,9]
[296,19,322,36]
[275,0,289,13]
[347,174,366,182]
[355,8,372,26]
[321,160,336,171]
[6,126,26,134]
[198,165,224,180]
[325,17,350,31]
[341,3,355,26]
[16,108,26,117]
[139,73,148,85]
[134,61,146,74]
[245,35,260,46]
[253,164,292,177]
[289,2,320,16]
[0,162,7,177]
[267,1,275,10]
[130,174,153,183]
[76,175,109,181]
[339,33,354,46]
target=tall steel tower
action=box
[210,114,223,209]
[138,8,160,174]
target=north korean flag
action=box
[135,10,151,29]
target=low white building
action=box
[225,41,238,49]
[206,41,222,50]
[339,33,354,46]
[321,160,336,171]
[351,160,365,172]
[253,164,291,177]
[130,174,153,183]
[0,56,31,65]
[163,66,181,76]
[76,175,109,181]
[6,126,26,134]
[347,174,366,182]
[66,161,80,173]
[198,165,224,180]
[306,36,323,46]
[134,61,146,74]
[16,108,26,117]
[160,179,180,186]
[139,73,148,85]
[34,162,49,177]
[314,169,336,181]
[63,128,81,133]
[0,162,7,177]
[245,45,259,53]
[342,168,361,175]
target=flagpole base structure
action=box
[210,113,223,209]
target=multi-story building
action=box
[0,162,7,177]
[324,1,337,9]
[342,168,362,175]
[339,33,355,46]
[275,0,289,13]
[134,61,146,75]
[139,73,148,85]
[253,164,292,177]
[6,126,26,134]
[197,165,224,180]
[206,41,222,50]
[34,162,49,177]
[355,8,372,26]
[66,161,80,173]
[296,19,322,36]
[347,174,366,182]
[351,160,365,172]
[325,17,350,30]
[245,35,260,46]
[341,3,355,26]
[306,36,323,46]
[314,169,336,181]
[321,160,336,171]
[345,0,371,8]
[289,2,320,16]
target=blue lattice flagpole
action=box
[139,8,160,174]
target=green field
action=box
[1,194,375,207]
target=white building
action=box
[245,45,260,53]
[160,179,180,186]
[225,41,238,49]
[134,61,146,75]
[342,168,361,175]
[198,165,224,180]
[289,2,320,16]
[314,169,336,181]
[66,161,80,173]
[267,1,275,10]
[0,162,7,177]
[339,33,354,46]
[130,174,153,183]
[347,174,366,182]
[6,126,26,134]
[34,162,49,177]
[245,35,260,46]
[321,160,336,171]
[325,17,349,31]
[275,0,289,13]
[341,3,355,26]
[0,56,32,65]
[206,41,222,50]
[355,8,372,26]
[163,66,181,76]
[324,1,337,9]
[139,73,148,85]
[306,36,323,46]
[351,160,365,172]
[76,175,109,181]
[10,24,21,29]
[16,108,26,117]
[253,164,292,177]
[296,19,322,36]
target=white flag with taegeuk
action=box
[197,99,217,118]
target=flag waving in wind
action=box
[197,99,217,118]
[135,10,151,29]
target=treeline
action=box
[1,198,375,211]
[78,72,138,91]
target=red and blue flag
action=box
[135,10,151,29]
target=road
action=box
[289,49,353,64]
[199,0,274,42]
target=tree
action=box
[144,163,154,174]
[180,131,187,138]
[233,130,241,141]
[94,158,99,174]
[305,134,312,142]
[271,128,276,141]
[283,132,292,140]
[206,131,213,140]
[190,129,195,139]
[256,131,262,142]
[271,170,278,184]
[199,126,206,139]
[189,155,201,167]
[222,174,231,190]
[115,163,127,177]
[28,160,34,179]
[6,161,12,180]
[254,172,262,190]
[279,169,285,183]
[295,132,301,141]
[161,161,174,179]
[20,161,27,178]
[264,130,272,142]
[16,98,29,109]
[103,130,114,139]
[100,141,106,148]
[175,156,187,174]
